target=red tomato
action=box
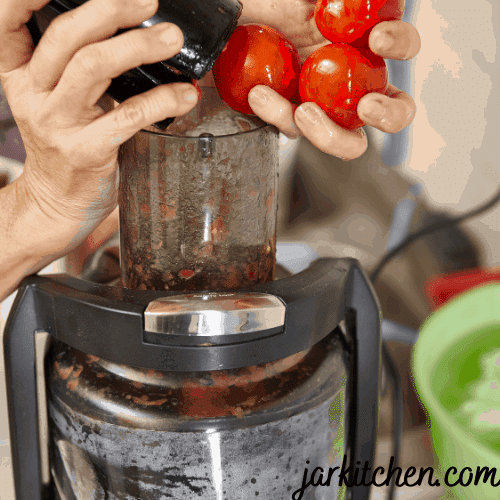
[212,25,302,115]
[314,0,404,44]
[299,44,388,130]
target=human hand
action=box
[238,0,420,160]
[0,0,198,254]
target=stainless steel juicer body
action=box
[45,327,348,500]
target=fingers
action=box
[358,83,416,133]
[369,20,421,61]
[28,0,159,91]
[0,0,49,74]
[48,22,184,113]
[248,86,368,160]
[247,82,413,158]
[82,82,198,150]
[0,0,47,33]
[248,86,302,139]
[295,102,368,160]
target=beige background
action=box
[402,0,500,265]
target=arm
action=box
[0,175,120,301]
[0,175,59,300]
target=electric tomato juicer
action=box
[5,3,382,499]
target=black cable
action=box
[371,184,500,500]
[369,185,500,284]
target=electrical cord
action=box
[370,185,500,285]
[372,184,500,500]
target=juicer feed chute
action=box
[119,98,278,291]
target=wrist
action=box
[0,173,112,301]
[0,177,46,299]
[22,155,119,227]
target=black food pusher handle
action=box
[26,0,242,130]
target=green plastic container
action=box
[413,283,500,500]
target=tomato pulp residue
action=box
[49,336,334,421]
[122,241,275,291]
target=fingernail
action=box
[159,25,180,45]
[362,100,386,121]
[295,103,322,126]
[372,31,395,53]
[249,87,268,106]
[183,88,198,102]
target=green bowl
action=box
[413,283,500,500]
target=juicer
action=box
[5,4,383,498]
[4,89,382,500]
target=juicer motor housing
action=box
[4,257,381,500]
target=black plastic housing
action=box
[4,257,381,500]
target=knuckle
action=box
[72,47,104,77]
[53,9,76,30]
[162,87,182,113]
[119,32,145,61]
[101,0,123,22]
[28,102,58,132]
[87,0,158,25]
[122,0,158,18]
[114,101,150,129]
[43,11,75,45]
[142,0,160,15]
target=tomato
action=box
[314,0,404,45]
[299,44,388,130]
[212,25,302,115]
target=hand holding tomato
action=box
[220,0,421,161]
[299,44,389,130]
[314,0,404,45]
[212,25,301,115]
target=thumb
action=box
[0,2,49,76]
